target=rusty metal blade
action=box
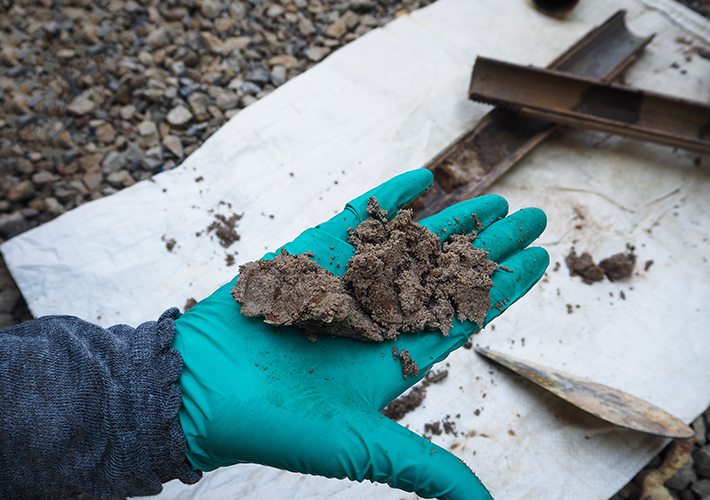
[475,346,695,439]
[468,57,710,154]
[412,10,654,220]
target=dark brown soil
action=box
[231,198,501,341]
[398,349,419,379]
[208,213,242,248]
[565,248,636,284]
[232,249,383,340]
[184,298,197,312]
[565,249,605,284]
[599,252,636,281]
[381,370,449,421]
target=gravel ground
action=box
[1,0,709,499]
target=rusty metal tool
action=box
[475,346,695,439]
[468,57,710,155]
[412,10,654,219]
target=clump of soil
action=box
[565,250,605,284]
[565,247,636,284]
[232,249,382,340]
[599,252,636,281]
[208,213,242,248]
[381,370,449,421]
[231,198,502,341]
[398,349,419,379]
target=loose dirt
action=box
[565,250,605,284]
[231,198,502,341]
[381,370,449,421]
[565,247,636,284]
[208,213,242,248]
[599,252,636,281]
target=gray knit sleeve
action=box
[0,308,201,500]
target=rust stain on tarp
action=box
[475,346,695,439]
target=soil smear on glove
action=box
[231,198,504,343]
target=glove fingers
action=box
[483,246,550,326]
[315,409,493,500]
[316,170,433,240]
[473,207,547,263]
[417,195,509,242]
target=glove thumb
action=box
[325,408,493,500]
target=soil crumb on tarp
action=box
[231,198,501,341]
[208,213,242,248]
[565,247,636,284]
[565,250,604,284]
[599,252,636,281]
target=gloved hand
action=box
[172,170,549,499]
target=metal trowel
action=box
[475,346,694,439]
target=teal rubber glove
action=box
[172,170,549,499]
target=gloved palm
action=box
[172,170,549,499]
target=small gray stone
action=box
[270,65,287,87]
[16,113,43,129]
[7,180,35,202]
[162,135,184,159]
[349,0,374,11]
[692,479,710,498]
[82,170,103,191]
[298,17,317,36]
[665,454,696,491]
[679,489,695,500]
[102,151,128,174]
[67,94,95,116]
[266,4,284,17]
[188,93,211,120]
[304,45,331,62]
[215,90,239,110]
[142,146,165,171]
[200,0,222,18]
[167,105,193,126]
[0,212,28,239]
[325,17,348,39]
[106,170,136,188]
[44,197,66,217]
[694,446,710,479]
[249,67,271,84]
[138,120,160,146]
[31,170,60,187]
[146,27,170,48]
[695,416,708,445]
[240,81,262,95]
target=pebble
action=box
[666,454,697,491]
[304,45,331,62]
[101,151,128,174]
[162,135,184,159]
[695,446,710,479]
[106,170,135,189]
[6,180,35,203]
[96,123,116,144]
[694,416,708,445]
[0,212,29,239]
[271,65,287,87]
[138,120,160,147]
[166,105,193,126]
[66,94,95,116]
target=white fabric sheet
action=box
[3,0,710,498]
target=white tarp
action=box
[3,0,710,498]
